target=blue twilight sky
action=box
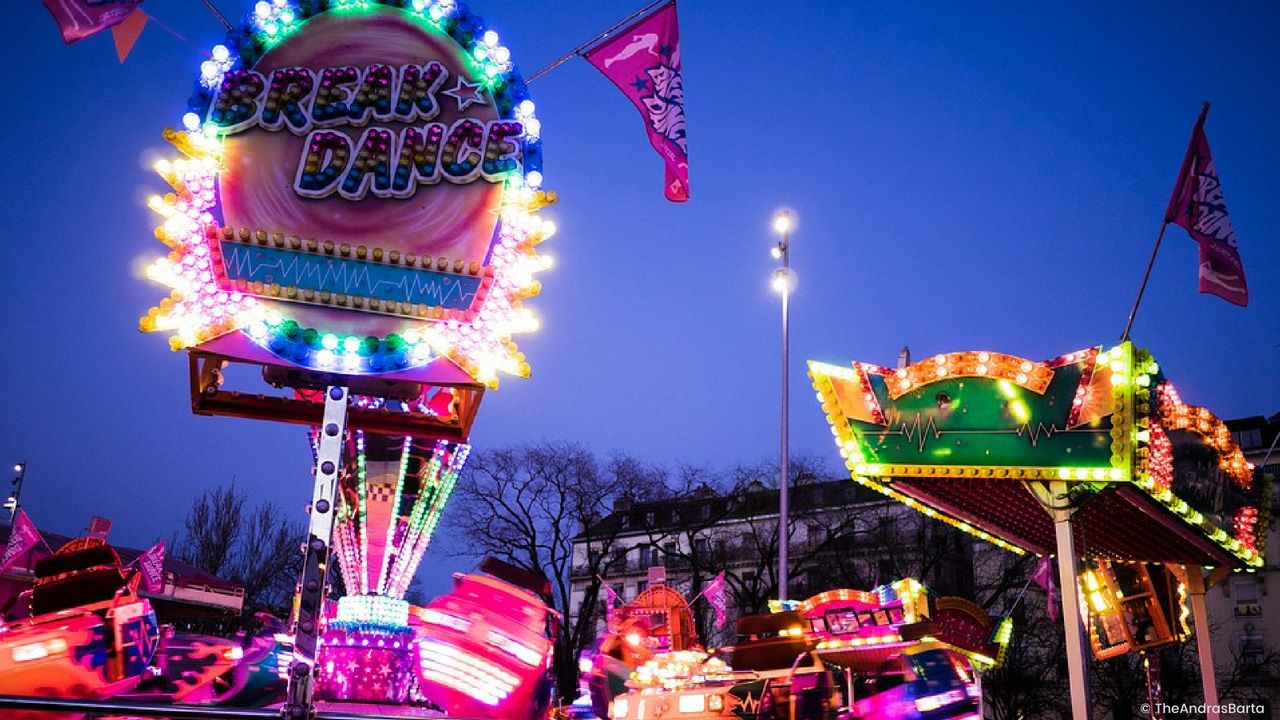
[0,0,1277,594]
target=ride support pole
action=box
[284,385,350,719]
[1047,481,1092,720]
[1186,566,1221,720]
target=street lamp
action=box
[770,210,793,601]
[8,461,26,519]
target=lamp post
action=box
[770,211,793,601]
[8,461,27,519]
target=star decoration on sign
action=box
[443,77,490,111]
[630,77,649,93]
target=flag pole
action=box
[526,0,671,83]
[1120,102,1211,341]
[198,0,233,31]
[1120,222,1170,341]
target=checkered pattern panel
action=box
[367,483,395,503]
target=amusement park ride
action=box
[0,2,1267,720]
[4,0,558,717]
[581,575,1010,720]
[808,343,1269,720]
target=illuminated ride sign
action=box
[809,342,1265,567]
[141,0,553,388]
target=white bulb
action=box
[483,30,499,46]
[517,99,535,117]
[255,2,272,19]
[182,112,201,131]
[201,60,218,79]
[523,118,541,138]
[772,212,793,235]
[493,46,511,65]
[526,170,543,188]
[211,45,230,62]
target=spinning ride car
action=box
[585,583,700,717]
[413,558,557,719]
[608,580,1005,720]
[735,581,995,720]
[0,538,160,700]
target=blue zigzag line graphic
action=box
[221,245,476,307]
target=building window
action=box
[877,517,897,543]
[1234,579,1262,617]
[1232,428,1262,450]
[694,537,710,555]
[638,544,660,568]
[664,542,677,558]
[1235,628,1266,671]
[807,522,826,548]
[700,504,712,520]
[636,580,648,595]
[646,511,656,526]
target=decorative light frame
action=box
[141,0,554,387]
[810,342,1263,567]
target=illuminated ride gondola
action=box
[0,538,160,703]
[0,537,291,716]
[582,583,700,718]
[412,558,557,719]
[605,580,1008,720]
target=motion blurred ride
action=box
[583,582,700,718]
[0,538,160,700]
[606,579,1007,720]
[0,537,289,714]
[125,613,290,708]
[413,557,558,720]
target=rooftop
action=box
[576,478,887,541]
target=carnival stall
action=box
[808,342,1269,720]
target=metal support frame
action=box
[284,385,349,719]
[188,350,484,442]
[1185,565,1221,720]
[1028,480,1092,720]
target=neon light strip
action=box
[356,431,370,595]
[375,436,413,595]
[217,243,485,314]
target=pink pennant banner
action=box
[1031,557,1059,622]
[1164,107,1248,307]
[138,539,166,593]
[1,509,42,574]
[584,1,689,202]
[703,571,727,628]
[599,576,620,624]
[43,0,144,44]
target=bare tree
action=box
[176,484,304,615]
[449,442,659,702]
[176,484,246,577]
